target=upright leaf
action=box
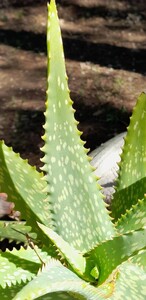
[111,93,146,219]
[41,0,115,253]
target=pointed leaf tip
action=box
[42,0,116,252]
[111,92,146,219]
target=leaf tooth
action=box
[115,196,146,234]
[41,134,47,142]
[77,129,83,137]
[40,146,48,155]
[69,99,73,105]
[40,161,46,170]
[56,249,66,263]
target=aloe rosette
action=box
[0,1,146,299]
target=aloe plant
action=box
[0,0,146,299]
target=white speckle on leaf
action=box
[59,174,62,181]
[57,76,61,86]
[134,121,138,130]
[61,82,64,90]
[51,157,56,163]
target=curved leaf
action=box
[109,261,146,299]
[0,142,57,251]
[12,259,103,300]
[38,223,95,282]
[86,227,146,284]
[0,142,50,225]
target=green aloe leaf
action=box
[0,142,50,225]
[86,227,146,285]
[131,249,146,271]
[12,259,103,300]
[86,259,146,299]
[0,246,50,298]
[111,93,146,220]
[41,0,115,253]
[108,262,146,300]
[96,260,146,299]
[38,223,95,282]
[0,142,57,251]
[0,249,36,288]
[116,195,146,234]
[0,221,36,245]
[0,283,27,300]
[11,258,146,300]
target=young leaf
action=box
[86,227,146,285]
[41,0,115,253]
[38,222,95,282]
[111,93,146,219]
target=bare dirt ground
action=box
[0,0,146,168]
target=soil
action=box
[0,0,146,170]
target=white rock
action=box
[90,132,126,202]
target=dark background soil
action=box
[0,0,146,169]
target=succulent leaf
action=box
[0,283,27,300]
[38,223,95,282]
[0,246,50,298]
[0,0,146,299]
[0,249,36,288]
[108,262,146,300]
[12,258,146,299]
[96,261,146,299]
[0,142,57,251]
[131,249,146,272]
[86,227,146,285]
[111,93,146,219]
[12,259,103,300]
[0,221,36,245]
[116,195,146,233]
[41,0,115,253]
[0,142,50,225]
